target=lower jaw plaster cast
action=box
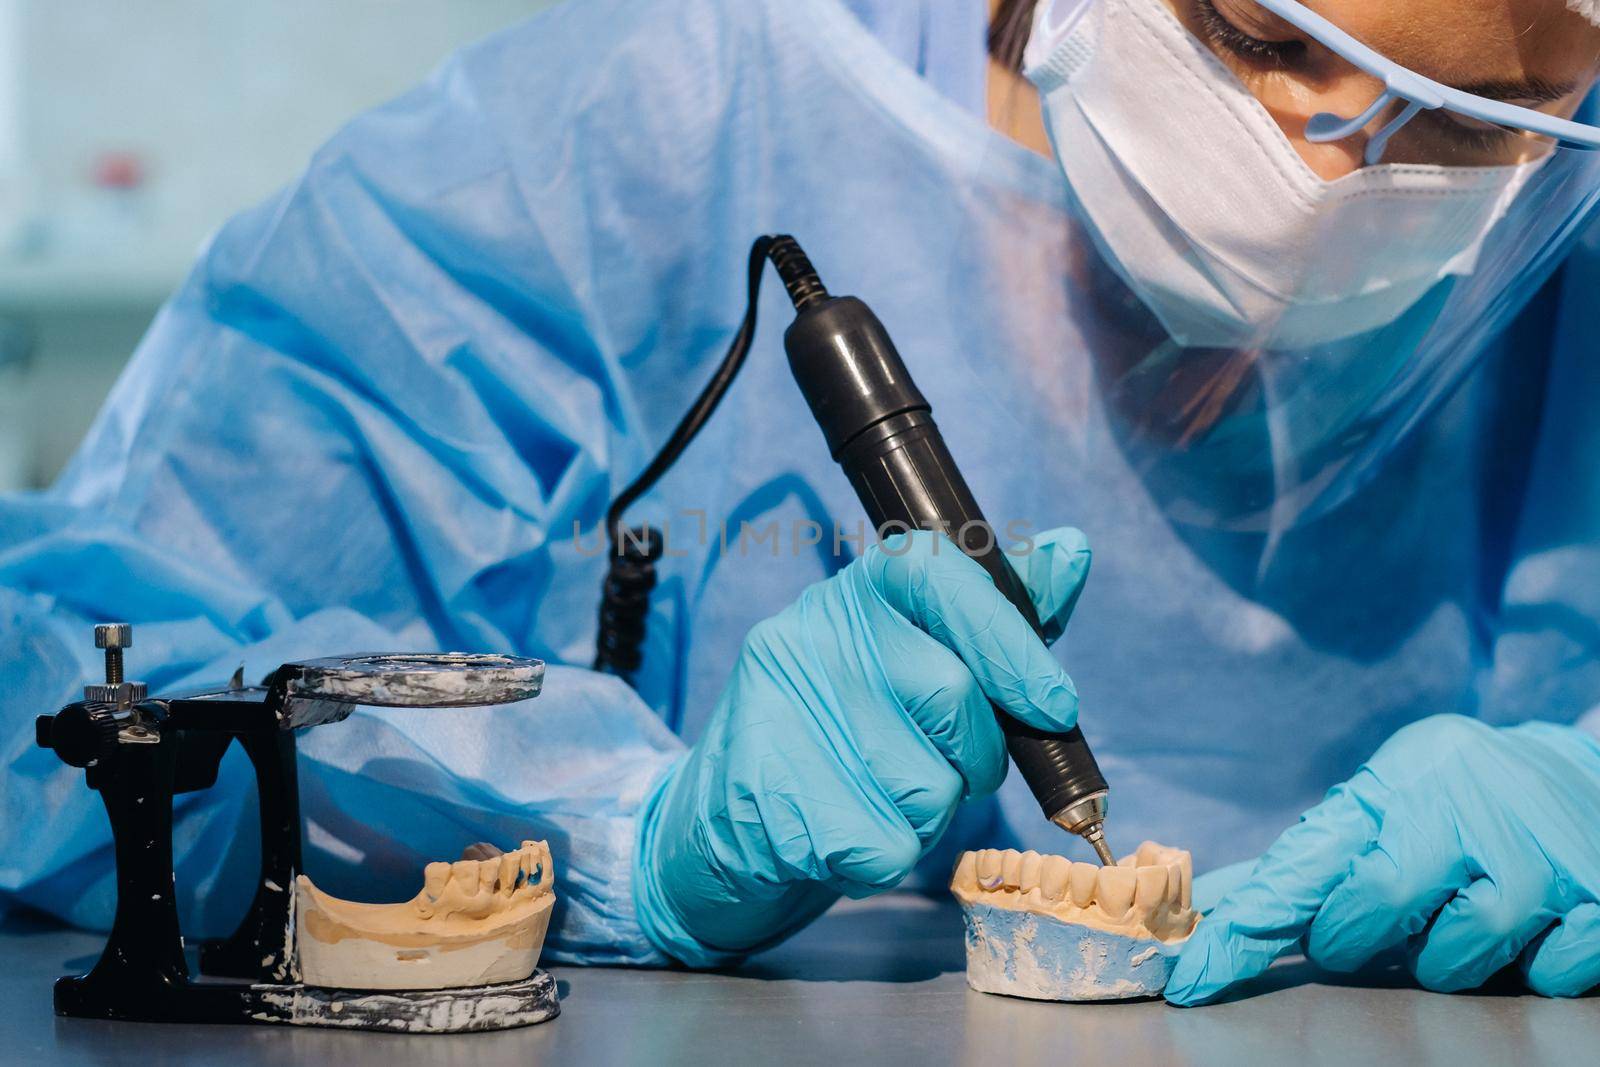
[294,840,555,991]
[950,841,1198,1001]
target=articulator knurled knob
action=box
[94,623,132,650]
[90,622,142,698]
[40,703,125,767]
[83,681,149,705]
[95,622,132,684]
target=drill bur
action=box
[1081,822,1116,867]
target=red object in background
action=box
[91,151,145,190]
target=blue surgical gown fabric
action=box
[3,0,1599,966]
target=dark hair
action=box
[988,0,1042,73]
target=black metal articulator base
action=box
[35,632,555,1034]
[56,967,560,1034]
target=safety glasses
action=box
[1252,0,1600,164]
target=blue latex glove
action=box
[633,528,1092,967]
[1166,715,1600,1004]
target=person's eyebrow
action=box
[1449,75,1578,105]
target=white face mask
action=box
[1022,0,1545,350]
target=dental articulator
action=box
[34,625,559,1033]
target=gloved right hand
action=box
[633,527,1092,967]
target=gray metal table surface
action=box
[3,893,1595,1066]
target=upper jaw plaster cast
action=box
[951,841,1198,1001]
[295,839,555,991]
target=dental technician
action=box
[4,0,1600,1005]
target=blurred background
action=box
[0,0,555,490]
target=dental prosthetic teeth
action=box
[950,841,1198,1002]
[294,840,556,991]
[955,840,1194,939]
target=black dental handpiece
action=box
[768,237,1115,865]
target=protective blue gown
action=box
[3,0,1598,965]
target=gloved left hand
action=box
[632,528,1092,967]
[1166,714,1600,1004]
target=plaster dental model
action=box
[295,840,555,991]
[950,841,1198,1002]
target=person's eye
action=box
[1194,0,1307,67]
[1416,111,1522,155]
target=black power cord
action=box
[592,235,828,681]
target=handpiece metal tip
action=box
[1088,833,1115,867]
[1078,820,1115,866]
[1049,792,1115,865]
